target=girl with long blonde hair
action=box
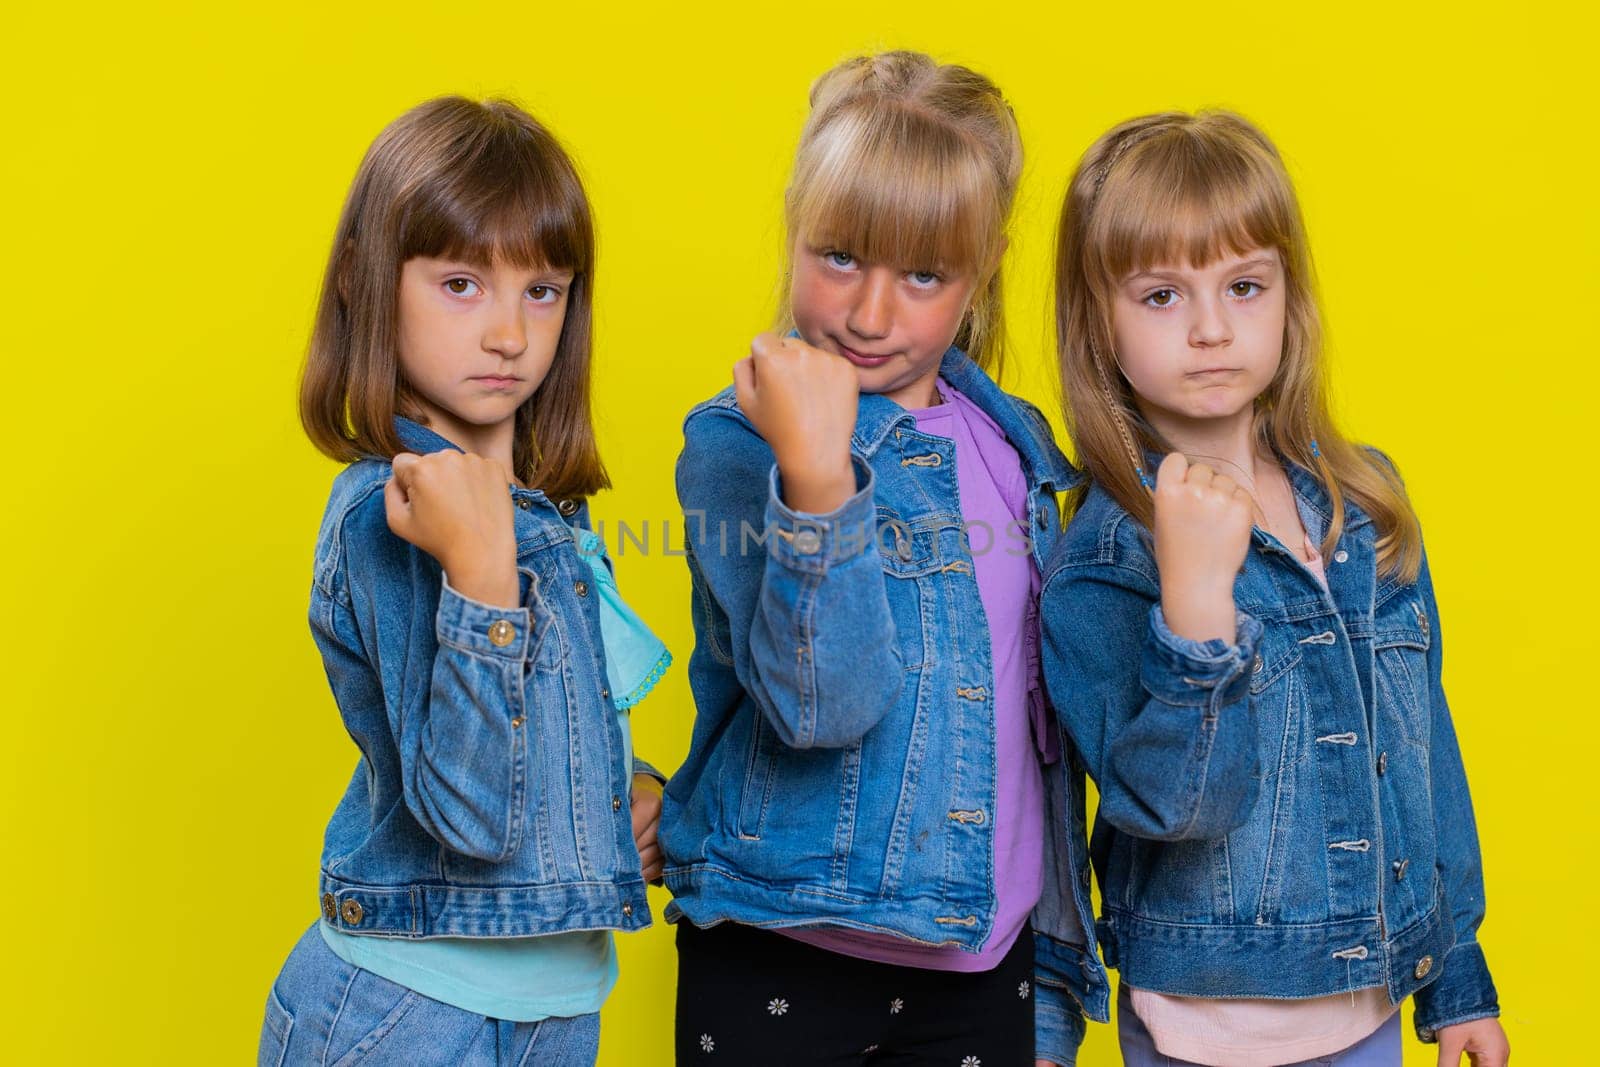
[1042,110,1507,1067]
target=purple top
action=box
[783,379,1052,971]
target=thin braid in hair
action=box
[1092,343,1153,489]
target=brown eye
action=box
[1147,289,1175,307]
[444,278,477,296]
[1230,281,1262,298]
[528,284,559,303]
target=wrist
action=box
[444,552,519,609]
[777,458,855,515]
[1160,576,1237,644]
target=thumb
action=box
[732,356,758,415]
[390,451,421,487]
[1154,451,1188,491]
[749,330,785,361]
[383,475,413,540]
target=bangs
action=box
[1088,129,1295,286]
[789,103,1002,275]
[399,120,592,274]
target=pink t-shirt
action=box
[1128,534,1397,1064]
[782,379,1050,971]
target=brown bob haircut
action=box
[299,96,607,501]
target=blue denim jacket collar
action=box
[843,348,1081,492]
[393,415,460,456]
[936,348,1082,490]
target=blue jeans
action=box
[1117,987,1402,1067]
[259,924,601,1067]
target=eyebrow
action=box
[1125,256,1279,284]
[425,257,575,280]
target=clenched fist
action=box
[384,451,520,608]
[732,332,858,514]
[1153,452,1255,644]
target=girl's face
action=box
[790,237,977,409]
[396,256,572,454]
[1109,247,1287,436]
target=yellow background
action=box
[5,2,1594,1062]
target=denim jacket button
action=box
[1036,505,1049,530]
[1333,549,1349,563]
[516,498,531,510]
[612,795,622,811]
[1251,654,1264,674]
[621,902,634,917]
[320,893,337,922]
[1414,955,1433,979]
[1377,751,1388,776]
[488,620,516,647]
[340,899,365,926]
[557,499,579,517]
[794,530,823,556]
[575,580,589,598]
[1394,858,1410,882]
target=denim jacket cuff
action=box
[1033,979,1086,1065]
[1412,940,1500,1042]
[435,577,533,660]
[632,757,667,788]
[764,457,876,574]
[1140,604,1263,708]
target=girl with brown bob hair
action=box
[300,95,606,501]
[260,97,672,1067]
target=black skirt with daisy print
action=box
[674,920,1035,1066]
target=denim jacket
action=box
[1039,459,1499,1043]
[660,349,1111,1063]
[308,418,651,941]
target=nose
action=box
[846,267,894,341]
[484,294,528,359]
[1188,295,1233,349]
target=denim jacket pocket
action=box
[1248,641,1305,784]
[874,506,965,579]
[519,566,559,670]
[258,985,293,1067]
[737,712,780,840]
[876,507,965,675]
[1373,592,1433,751]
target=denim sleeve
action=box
[1036,934,1088,1067]
[1040,567,1264,841]
[677,413,903,749]
[632,757,667,787]
[321,523,536,862]
[1032,968,1086,1065]
[1409,548,1501,1041]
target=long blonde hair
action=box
[777,51,1022,372]
[1054,110,1421,580]
[300,96,608,500]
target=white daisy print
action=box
[699,1034,715,1053]
[1017,979,1030,998]
[767,998,789,1016]
[889,997,904,1014]
[961,1057,982,1067]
